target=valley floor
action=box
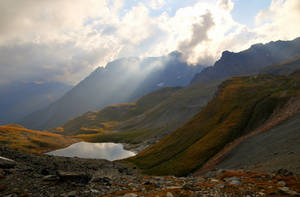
[1,147,299,197]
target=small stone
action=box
[42,175,59,182]
[210,178,219,183]
[166,192,173,197]
[90,189,99,194]
[217,184,225,189]
[277,181,286,186]
[224,177,241,185]
[0,158,16,169]
[278,187,299,195]
[123,193,138,197]
[67,191,77,197]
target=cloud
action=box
[217,0,234,11]
[0,42,116,85]
[0,0,299,86]
[148,0,166,10]
[178,12,215,63]
[254,0,300,42]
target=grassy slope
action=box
[126,73,300,176]
[60,80,221,144]
[0,124,76,154]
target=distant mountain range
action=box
[191,37,300,84]
[21,52,204,130]
[0,82,71,125]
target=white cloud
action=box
[148,0,165,10]
[0,0,299,85]
[254,0,300,42]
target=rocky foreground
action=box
[0,147,299,197]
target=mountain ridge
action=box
[191,37,300,84]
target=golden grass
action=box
[0,124,77,154]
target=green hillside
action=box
[126,72,300,176]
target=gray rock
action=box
[166,192,174,197]
[0,158,16,169]
[42,175,59,182]
[224,177,241,185]
[123,193,138,197]
[278,187,299,195]
[277,181,286,186]
[66,191,77,197]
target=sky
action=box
[0,0,299,85]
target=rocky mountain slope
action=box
[127,72,300,176]
[1,146,299,197]
[21,52,203,130]
[191,37,300,84]
[214,112,300,173]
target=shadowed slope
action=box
[261,55,300,75]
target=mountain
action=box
[191,37,300,84]
[261,55,300,75]
[126,71,300,176]
[21,52,204,130]
[57,79,221,150]
[212,113,300,174]
[0,81,71,124]
[58,39,300,150]
[0,124,76,154]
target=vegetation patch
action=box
[0,125,77,154]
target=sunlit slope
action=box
[60,80,221,144]
[0,124,76,154]
[127,72,300,176]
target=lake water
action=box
[46,142,136,161]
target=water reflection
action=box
[46,142,136,161]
